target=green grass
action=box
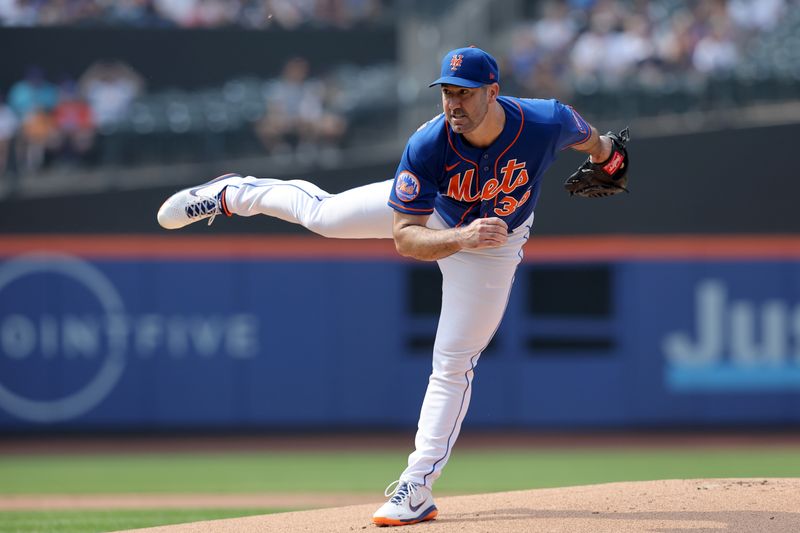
[2,447,799,495]
[0,508,283,533]
[2,447,799,532]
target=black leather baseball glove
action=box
[564,127,630,198]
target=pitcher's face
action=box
[440,85,491,135]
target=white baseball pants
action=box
[225,177,532,488]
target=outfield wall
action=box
[1,235,799,430]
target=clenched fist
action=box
[458,217,508,249]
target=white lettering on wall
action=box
[63,316,100,359]
[0,314,260,360]
[135,314,162,357]
[663,279,799,367]
[227,314,259,359]
[191,317,225,358]
[1,314,36,359]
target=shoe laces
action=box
[384,480,420,504]
[185,192,223,226]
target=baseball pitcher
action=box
[157,46,629,527]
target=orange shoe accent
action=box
[372,509,438,527]
[219,186,232,217]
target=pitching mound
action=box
[118,478,800,533]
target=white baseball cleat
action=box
[157,173,244,229]
[372,480,438,527]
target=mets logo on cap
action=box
[449,54,464,71]
[395,171,420,202]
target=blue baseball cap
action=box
[429,46,500,88]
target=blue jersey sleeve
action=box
[554,101,592,151]
[388,142,438,215]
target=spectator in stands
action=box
[569,11,614,81]
[608,14,654,79]
[692,19,739,74]
[235,0,274,28]
[0,94,18,178]
[505,0,577,99]
[265,0,314,29]
[17,105,56,174]
[728,0,786,33]
[254,57,346,156]
[504,0,795,106]
[185,0,234,27]
[53,80,96,165]
[8,67,57,119]
[8,67,59,174]
[79,60,144,130]
[0,0,32,25]
[653,8,697,72]
[531,1,577,54]
[107,0,170,27]
[152,0,195,26]
[0,0,384,28]
[506,29,543,94]
[506,26,572,101]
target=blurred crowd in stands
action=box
[1,0,798,184]
[0,57,352,178]
[254,57,347,155]
[0,0,384,29]
[505,0,797,101]
[0,61,144,176]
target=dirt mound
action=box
[116,478,800,533]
